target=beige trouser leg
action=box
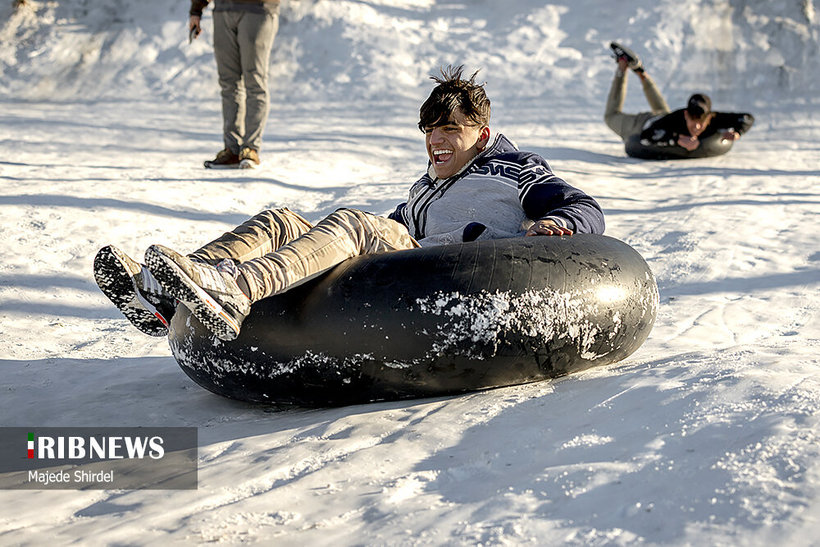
[190,208,313,265]
[193,208,418,302]
[604,69,671,140]
[641,74,670,114]
[213,10,279,153]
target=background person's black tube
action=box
[625,132,734,159]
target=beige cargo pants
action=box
[190,208,419,302]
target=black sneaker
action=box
[93,245,175,336]
[144,244,251,341]
[610,42,643,72]
[204,148,241,169]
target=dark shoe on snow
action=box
[204,148,241,169]
[144,245,251,341]
[610,41,643,72]
[93,245,175,336]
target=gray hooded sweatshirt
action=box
[389,133,605,246]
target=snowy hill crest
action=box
[2,0,818,103]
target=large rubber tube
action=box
[168,235,659,406]
[625,132,734,159]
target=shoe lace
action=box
[239,148,258,161]
[215,258,240,279]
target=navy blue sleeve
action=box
[517,154,605,235]
[387,202,408,227]
[189,0,210,16]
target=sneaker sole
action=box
[239,159,259,169]
[610,42,642,70]
[144,246,241,341]
[204,161,240,169]
[93,246,169,336]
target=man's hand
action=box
[677,134,700,151]
[721,130,740,142]
[189,15,202,43]
[526,219,573,237]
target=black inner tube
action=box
[625,132,734,159]
[168,235,659,406]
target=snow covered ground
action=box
[1,0,819,544]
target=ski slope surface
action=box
[1,0,819,544]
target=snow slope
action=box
[1,0,819,544]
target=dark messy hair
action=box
[418,65,491,132]
[686,93,712,120]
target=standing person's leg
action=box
[213,10,245,155]
[144,209,418,340]
[238,9,279,158]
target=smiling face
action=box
[423,109,490,179]
[684,109,714,138]
[417,66,492,179]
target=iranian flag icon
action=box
[27,432,34,459]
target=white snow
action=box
[1,0,819,544]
